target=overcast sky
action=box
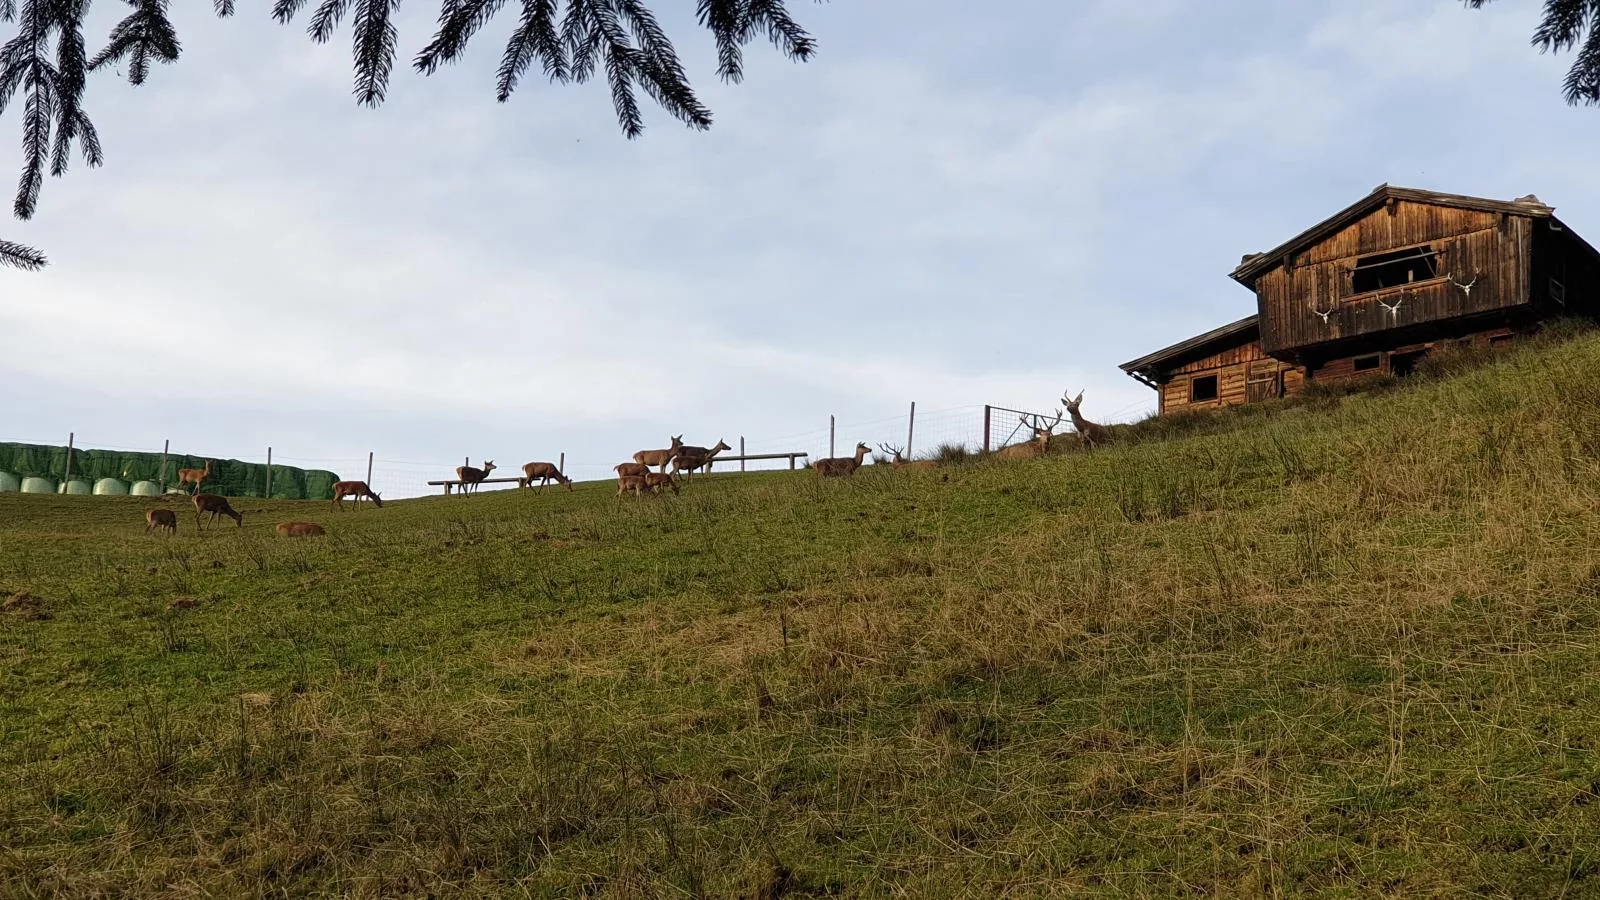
[5,0,1600,496]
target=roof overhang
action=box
[1119,314,1260,387]
[1228,184,1559,288]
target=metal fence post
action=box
[982,405,992,454]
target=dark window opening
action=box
[1190,374,1219,402]
[1350,246,1439,294]
[1353,354,1382,373]
[1390,349,1427,378]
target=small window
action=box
[1350,245,1439,295]
[1551,277,1566,306]
[1353,354,1382,373]
[1190,374,1219,402]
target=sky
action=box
[5,0,1600,497]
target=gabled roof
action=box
[1229,184,1559,287]
[1119,314,1259,386]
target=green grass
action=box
[9,333,1600,896]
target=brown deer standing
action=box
[633,436,684,474]
[331,480,384,510]
[521,461,573,492]
[456,460,496,494]
[993,410,1065,460]
[177,459,213,494]
[192,493,242,529]
[145,508,177,536]
[814,442,872,478]
[276,521,326,537]
[877,443,938,471]
[1062,390,1109,449]
[671,439,732,478]
[643,471,680,495]
[614,462,650,480]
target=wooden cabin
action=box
[1123,185,1600,412]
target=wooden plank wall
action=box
[1160,341,1300,414]
[1254,202,1531,354]
[1306,326,1516,382]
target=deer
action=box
[276,521,326,537]
[1062,390,1109,449]
[456,460,496,494]
[331,480,383,510]
[814,442,872,478]
[993,410,1065,460]
[145,508,177,536]
[177,459,213,494]
[633,436,684,474]
[671,439,732,478]
[192,493,242,529]
[877,443,938,471]
[643,471,680,495]
[521,461,573,492]
[616,474,652,497]
[614,462,651,479]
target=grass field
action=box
[7,333,1600,896]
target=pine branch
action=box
[349,0,400,106]
[215,0,235,17]
[416,0,505,75]
[1466,0,1600,106]
[88,0,182,86]
[0,0,16,23]
[50,0,90,177]
[0,237,47,269]
[696,0,744,83]
[491,0,565,102]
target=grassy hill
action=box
[7,332,1600,896]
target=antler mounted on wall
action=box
[1449,273,1480,297]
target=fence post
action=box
[160,439,169,492]
[907,401,916,456]
[265,446,273,498]
[829,415,836,458]
[559,452,565,475]
[62,431,74,492]
[739,437,746,472]
[366,451,374,486]
[982,405,992,454]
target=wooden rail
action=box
[426,476,527,496]
[695,452,809,471]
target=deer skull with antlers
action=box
[1450,273,1480,297]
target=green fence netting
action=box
[0,442,341,500]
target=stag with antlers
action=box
[993,410,1065,460]
[877,443,937,470]
[1062,390,1109,449]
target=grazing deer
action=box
[877,443,938,471]
[671,439,732,478]
[1061,390,1109,449]
[814,442,872,478]
[276,521,326,537]
[456,460,496,494]
[994,410,1065,460]
[177,459,213,494]
[331,480,383,510]
[614,462,651,479]
[192,493,242,529]
[643,471,680,495]
[521,461,573,492]
[616,474,651,497]
[145,508,177,536]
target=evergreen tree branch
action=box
[87,0,181,85]
[350,0,400,106]
[491,0,565,102]
[0,236,46,269]
[415,0,506,75]
[1467,0,1600,105]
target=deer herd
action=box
[139,389,1109,535]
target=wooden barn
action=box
[1122,185,1600,415]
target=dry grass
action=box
[6,328,1600,895]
